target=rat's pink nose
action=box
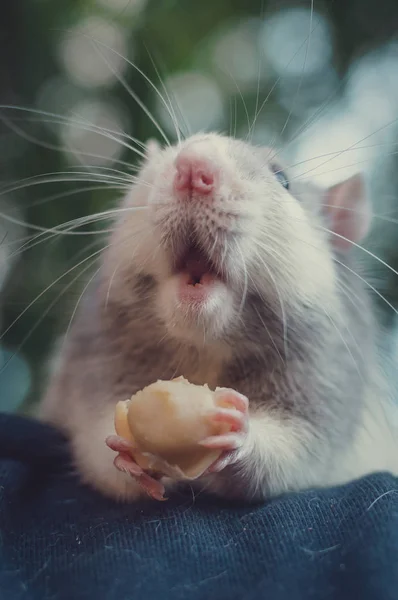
[174,155,215,196]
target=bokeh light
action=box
[213,20,264,92]
[59,98,130,166]
[58,16,130,89]
[346,42,398,137]
[95,0,148,16]
[0,348,31,413]
[261,8,333,77]
[35,77,86,133]
[288,102,371,186]
[156,72,225,138]
[0,199,25,291]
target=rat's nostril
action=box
[198,172,214,188]
[174,154,216,196]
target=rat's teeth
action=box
[188,274,203,286]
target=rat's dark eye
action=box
[271,165,289,190]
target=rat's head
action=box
[108,133,371,350]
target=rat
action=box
[39,132,398,503]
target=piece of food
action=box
[114,376,235,480]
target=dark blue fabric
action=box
[0,414,397,600]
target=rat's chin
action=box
[156,273,235,343]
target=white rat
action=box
[39,133,398,502]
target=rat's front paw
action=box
[199,388,249,473]
[106,435,166,501]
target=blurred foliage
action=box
[0,0,397,412]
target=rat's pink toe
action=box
[210,408,246,432]
[114,452,143,476]
[106,434,134,453]
[215,389,249,413]
[113,451,166,501]
[138,473,167,501]
[198,432,243,451]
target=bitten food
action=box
[114,376,235,479]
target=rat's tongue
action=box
[184,250,209,284]
[179,246,215,286]
[176,246,218,302]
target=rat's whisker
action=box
[251,5,322,141]
[279,0,314,139]
[322,304,363,379]
[333,257,398,316]
[219,68,250,137]
[274,139,398,175]
[88,38,171,146]
[278,50,398,158]
[63,265,103,345]
[0,107,146,160]
[2,218,154,342]
[337,277,370,312]
[252,250,288,359]
[319,203,398,225]
[252,301,286,366]
[104,222,156,307]
[291,117,398,181]
[334,283,368,362]
[290,151,398,184]
[144,43,187,142]
[5,205,151,260]
[24,185,126,212]
[229,96,239,140]
[235,241,249,317]
[250,0,266,141]
[0,244,106,341]
[0,105,147,151]
[0,173,133,202]
[0,253,101,376]
[316,224,398,280]
[68,164,135,182]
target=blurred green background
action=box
[0,0,398,414]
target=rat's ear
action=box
[144,138,161,160]
[324,174,371,251]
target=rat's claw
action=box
[200,433,247,475]
[106,434,135,453]
[136,472,167,501]
[200,388,250,475]
[198,432,244,451]
[200,434,246,474]
[113,452,166,501]
[206,452,240,473]
[214,388,249,413]
[208,389,249,433]
[107,436,166,501]
[209,408,247,432]
[113,452,144,476]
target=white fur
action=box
[105,133,338,342]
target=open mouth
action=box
[174,243,221,289]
